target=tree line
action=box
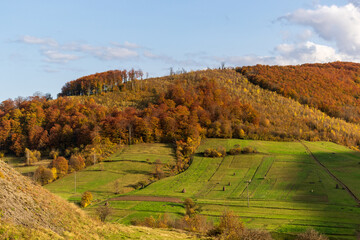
[59,69,143,97]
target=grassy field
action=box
[45,143,176,203]
[95,139,360,239]
[4,156,52,177]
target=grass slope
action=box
[0,158,195,239]
[104,139,360,239]
[45,143,176,203]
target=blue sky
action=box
[1,0,359,101]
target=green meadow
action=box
[45,143,176,202]
[46,139,360,239]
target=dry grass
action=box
[0,160,197,239]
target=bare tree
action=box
[96,205,113,222]
[221,62,226,70]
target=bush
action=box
[242,146,257,154]
[184,198,201,217]
[217,146,226,156]
[34,166,54,185]
[296,229,328,240]
[69,154,85,172]
[153,159,164,179]
[204,147,226,157]
[96,205,113,222]
[133,213,173,229]
[218,210,244,238]
[49,149,59,160]
[51,156,68,177]
[208,211,244,239]
[229,147,242,155]
[24,148,41,165]
[80,191,93,208]
[241,228,273,240]
[177,214,211,233]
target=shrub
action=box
[24,148,41,165]
[204,148,220,157]
[133,213,173,229]
[178,214,211,233]
[217,146,226,156]
[204,147,226,157]
[242,146,257,154]
[33,150,41,161]
[96,205,113,222]
[34,166,54,185]
[69,155,85,172]
[49,149,59,160]
[80,191,93,208]
[208,211,245,239]
[132,180,150,190]
[51,156,68,177]
[241,228,273,240]
[296,229,328,240]
[218,210,244,237]
[184,198,201,217]
[229,147,242,155]
[153,159,164,179]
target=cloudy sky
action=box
[1,0,359,101]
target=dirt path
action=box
[109,195,183,203]
[300,141,360,205]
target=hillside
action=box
[0,160,195,239]
[237,62,360,123]
[106,139,360,239]
[142,69,360,148]
[43,140,360,239]
[2,65,360,164]
[2,64,360,239]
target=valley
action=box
[45,139,360,239]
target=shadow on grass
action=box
[123,169,152,175]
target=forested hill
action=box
[237,62,360,123]
[1,65,360,171]
[1,64,360,237]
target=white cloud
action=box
[282,3,360,55]
[274,41,343,64]
[92,46,138,60]
[219,41,353,66]
[62,43,139,60]
[144,50,172,61]
[349,0,360,7]
[42,50,80,63]
[143,50,203,67]
[123,41,140,49]
[19,35,58,47]
[18,36,140,63]
[221,2,360,67]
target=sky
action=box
[1,0,360,101]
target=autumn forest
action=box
[1,63,360,181]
